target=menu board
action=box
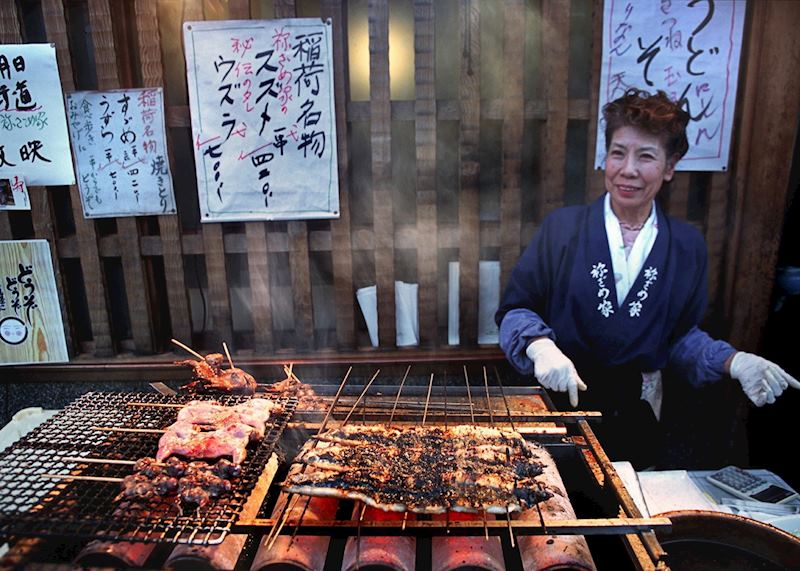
[66,88,176,218]
[0,240,68,365]
[0,44,75,185]
[184,19,340,222]
[594,0,746,171]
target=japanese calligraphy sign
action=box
[0,176,30,211]
[595,0,746,171]
[0,44,75,185]
[184,19,340,222]
[66,88,176,218]
[0,240,68,365]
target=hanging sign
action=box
[184,19,340,222]
[0,175,30,211]
[0,240,68,365]
[66,88,176,218]
[594,0,746,171]
[0,43,75,185]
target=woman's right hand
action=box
[525,338,587,407]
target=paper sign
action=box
[0,44,75,185]
[66,88,176,218]
[595,0,746,171]
[0,240,68,365]
[0,175,30,211]
[184,19,340,222]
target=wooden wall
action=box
[1,0,798,362]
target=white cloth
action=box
[526,338,587,407]
[604,194,662,417]
[603,193,658,306]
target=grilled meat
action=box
[285,424,551,514]
[156,421,253,464]
[176,398,280,440]
[177,353,257,396]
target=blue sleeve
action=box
[496,214,561,375]
[498,309,554,375]
[668,326,737,387]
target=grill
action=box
[0,391,296,546]
[0,363,677,570]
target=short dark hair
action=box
[603,88,690,160]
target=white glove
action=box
[526,338,587,407]
[729,352,800,407]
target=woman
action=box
[496,89,798,467]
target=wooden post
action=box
[415,0,438,346]
[42,0,114,356]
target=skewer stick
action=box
[493,366,516,433]
[482,367,495,426]
[421,373,435,426]
[534,483,548,535]
[92,427,164,434]
[222,342,234,369]
[356,501,366,567]
[389,365,412,427]
[463,367,489,539]
[41,474,123,483]
[266,494,297,550]
[341,369,381,426]
[289,496,312,545]
[505,508,516,548]
[171,338,204,360]
[61,456,136,466]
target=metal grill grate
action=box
[0,392,296,545]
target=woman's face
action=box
[604,125,676,218]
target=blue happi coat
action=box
[496,194,734,412]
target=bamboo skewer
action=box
[463,367,489,540]
[61,456,137,466]
[222,342,235,369]
[493,366,517,433]
[389,365,412,428]
[41,474,122,483]
[171,338,204,360]
[341,369,381,426]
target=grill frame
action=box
[0,391,297,546]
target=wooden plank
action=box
[0,3,21,240]
[273,0,315,351]
[226,0,275,353]
[321,0,356,349]
[87,0,154,353]
[369,0,395,347]
[499,0,525,290]
[727,1,800,351]
[667,172,690,220]
[414,0,437,346]
[180,1,233,352]
[705,172,729,311]
[458,0,480,346]
[585,0,605,201]
[42,0,114,356]
[540,0,570,218]
[134,0,193,345]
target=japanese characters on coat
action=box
[66,88,176,218]
[184,19,340,222]
[0,240,68,365]
[595,0,746,171]
[0,44,75,185]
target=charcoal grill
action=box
[0,391,296,546]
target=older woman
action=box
[496,89,798,466]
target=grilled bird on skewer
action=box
[177,353,258,396]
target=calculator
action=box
[706,466,800,504]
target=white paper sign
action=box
[0,175,30,211]
[184,19,340,222]
[66,88,176,218]
[595,0,746,171]
[0,44,75,185]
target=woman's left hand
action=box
[728,352,800,406]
